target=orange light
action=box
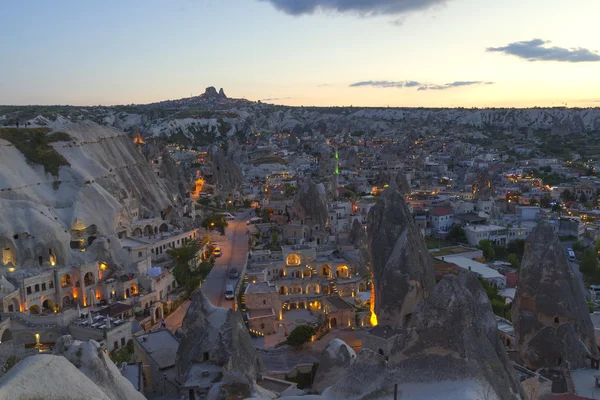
[370,285,378,327]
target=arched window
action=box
[286,254,301,266]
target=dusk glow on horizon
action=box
[1,0,600,107]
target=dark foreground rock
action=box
[512,223,599,370]
[367,182,435,329]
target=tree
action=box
[201,214,228,235]
[540,193,552,209]
[580,248,599,283]
[479,278,511,320]
[287,325,316,348]
[478,239,495,260]
[168,238,214,294]
[447,225,467,243]
[529,197,539,206]
[506,239,526,260]
[561,189,574,202]
[507,253,520,269]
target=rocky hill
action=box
[0,336,145,400]
[0,120,180,270]
[3,89,600,147]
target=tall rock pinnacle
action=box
[512,223,599,370]
[366,182,435,329]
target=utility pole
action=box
[394,383,398,400]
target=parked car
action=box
[228,268,239,279]
[224,285,235,300]
[247,217,261,225]
[222,212,235,220]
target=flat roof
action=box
[429,246,479,257]
[324,296,353,310]
[249,308,274,319]
[121,364,141,391]
[435,256,504,280]
[454,213,486,222]
[135,330,179,370]
[97,302,132,318]
[119,238,147,248]
[245,282,276,294]
[464,224,506,232]
[368,325,402,339]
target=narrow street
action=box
[202,210,252,308]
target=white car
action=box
[220,212,235,220]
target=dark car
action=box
[228,268,239,279]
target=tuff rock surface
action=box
[0,121,176,270]
[293,180,329,232]
[0,354,117,400]
[367,182,435,328]
[51,335,145,400]
[394,172,411,195]
[313,339,357,393]
[512,223,599,370]
[175,289,262,386]
[472,169,496,201]
[329,272,526,400]
[210,146,243,198]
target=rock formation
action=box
[472,169,495,200]
[367,182,435,328]
[0,336,145,400]
[512,223,599,370]
[142,142,189,202]
[293,180,329,234]
[394,172,411,195]
[0,121,176,270]
[350,218,364,247]
[210,146,243,199]
[176,289,262,386]
[51,335,145,400]
[200,86,227,100]
[313,339,357,393]
[329,272,526,400]
[345,148,360,169]
[0,354,117,400]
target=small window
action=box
[138,251,142,257]
[42,283,46,291]
[114,341,118,350]
[121,338,126,346]
[35,284,40,293]
[261,323,265,329]
[49,281,54,289]
[263,300,267,305]
[554,317,559,324]
[27,286,32,295]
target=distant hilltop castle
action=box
[199,86,227,100]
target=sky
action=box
[1,0,600,108]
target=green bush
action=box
[287,325,316,348]
[0,128,70,176]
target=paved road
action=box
[562,241,589,297]
[202,210,252,308]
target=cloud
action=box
[259,0,448,16]
[350,80,493,91]
[260,97,292,101]
[349,80,421,88]
[486,39,600,63]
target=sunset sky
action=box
[1,0,600,107]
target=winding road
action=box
[202,210,251,308]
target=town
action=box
[2,98,600,400]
